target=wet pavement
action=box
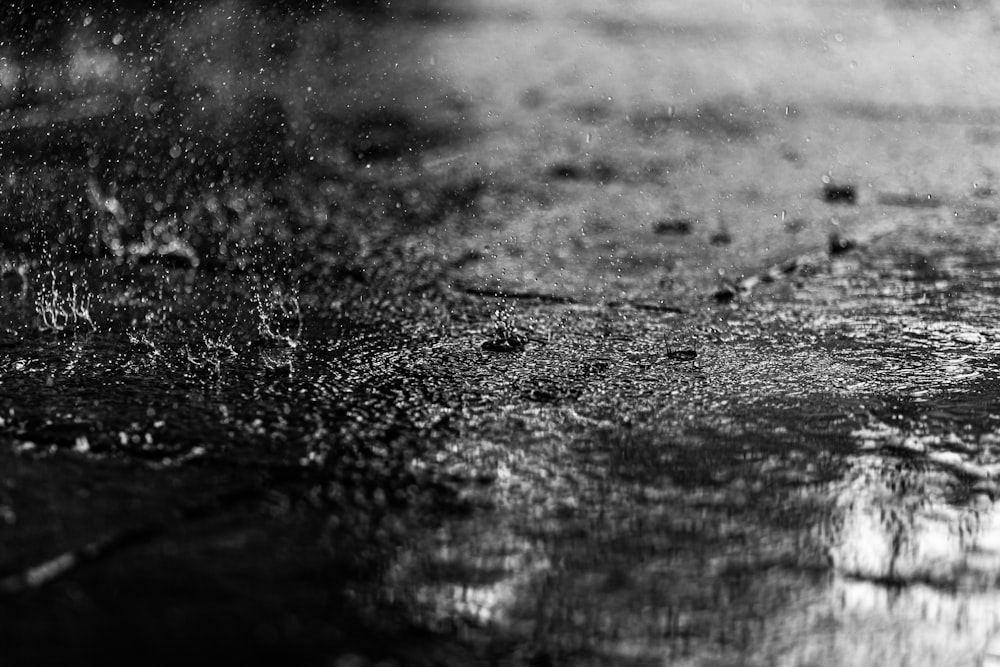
[4,1,1000,665]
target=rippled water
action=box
[370,236,1000,666]
[6,228,1000,664]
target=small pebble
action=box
[828,233,857,256]
[548,163,583,179]
[709,230,732,245]
[823,183,856,204]
[653,218,694,235]
[713,286,737,303]
[482,335,526,352]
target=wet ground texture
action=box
[5,1,1000,665]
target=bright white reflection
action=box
[830,459,980,583]
[819,435,1000,666]
[385,420,1000,666]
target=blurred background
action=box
[7,0,1000,176]
[6,0,1000,264]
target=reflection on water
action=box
[373,238,1000,665]
[382,412,1000,664]
[823,454,1000,665]
[765,576,1000,666]
[831,455,1000,584]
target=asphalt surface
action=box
[4,1,1000,665]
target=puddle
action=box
[6,1,1000,665]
